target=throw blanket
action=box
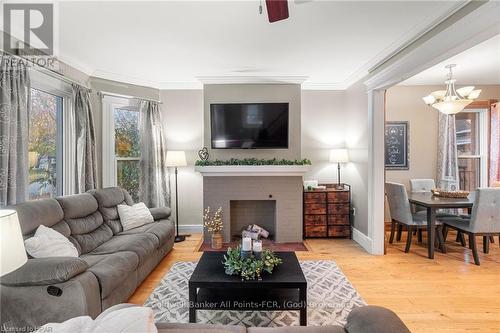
[35,304,157,333]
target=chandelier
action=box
[422,64,481,115]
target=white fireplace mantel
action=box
[195,165,311,177]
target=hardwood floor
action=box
[128,232,500,333]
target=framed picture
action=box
[385,121,409,170]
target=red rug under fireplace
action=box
[198,239,308,252]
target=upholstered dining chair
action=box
[441,188,500,265]
[409,178,465,244]
[409,179,436,214]
[385,182,445,253]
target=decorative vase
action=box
[211,232,223,249]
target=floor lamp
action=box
[166,150,189,243]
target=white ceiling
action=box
[401,34,500,86]
[52,1,462,89]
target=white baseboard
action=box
[352,227,374,254]
[179,224,203,234]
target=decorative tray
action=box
[431,188,469,199]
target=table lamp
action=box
[166,151,189,243]
[329,149,349,190]
[0,210,27,276]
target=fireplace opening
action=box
[230,200,276,241]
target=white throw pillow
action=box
[24,225,78,258]
[117,202,154,231]
[35,306,157,333]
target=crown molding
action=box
[157,81,203,90]
[91,69,162,89]
[301,81,347,90]
[55,54,94,78]
[197,75,308,85]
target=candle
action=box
[242,237,252,251]
[252,240,262,252]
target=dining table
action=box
[408,192,474,259]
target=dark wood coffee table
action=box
[188,251,307,326]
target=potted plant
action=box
[203,206,223,249]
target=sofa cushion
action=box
[149,207,172,221]
[10,198,65,235]
[1,257,89,286]
[119,220,174,246]
[56,193,99,219]
[56,193,113,255]
[156,323,246,333]
[248,327,344,333]
[89,187,134,235]
[81,251,139,299]
[344,306,410,333]
[89,233,158,264]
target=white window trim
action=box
[102,95,140,188]
[29,69,75,196]
[457,108,489,188]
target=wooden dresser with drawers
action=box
[303,184,352,239]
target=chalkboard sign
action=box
[385,121,409,170]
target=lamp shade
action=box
[166,151,187,167]
[0,210,27,276]
[329,149,349,163]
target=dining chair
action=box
[385,182,444,253]
[408,179,460,243]
[410,178,466,246]
[441,188,500,265]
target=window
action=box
[28,89,63,200]
[102,97,141,202]
[114,107,141,202]
[28,69,74,200]
[455,109,488,191]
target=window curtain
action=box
[0,55,30,206]
[139,101,170,208]
[73,85,97,193]
[437,113,459,190]
[490,103,500,187]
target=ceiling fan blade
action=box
[266,0,289,23]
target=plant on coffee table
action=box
[223,246,283,281]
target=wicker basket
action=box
[431,188,470,199]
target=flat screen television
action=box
[210,103,289,149]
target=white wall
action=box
[158,84,370,238]
[204,84,301,160]
[301,83,369,235]
[160,90,204,228]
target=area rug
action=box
[144,260,366,327]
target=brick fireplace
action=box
[196,165,309,243]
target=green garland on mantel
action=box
[195,158,312,166]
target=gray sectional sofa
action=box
[0,187,175,331]
[0,186,410,333]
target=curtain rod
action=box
[97,91,162,104]
[1,50,92,91]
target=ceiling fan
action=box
[261,0,313,23]
[262,0,289,23]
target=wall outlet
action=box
[352,207,356,216]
